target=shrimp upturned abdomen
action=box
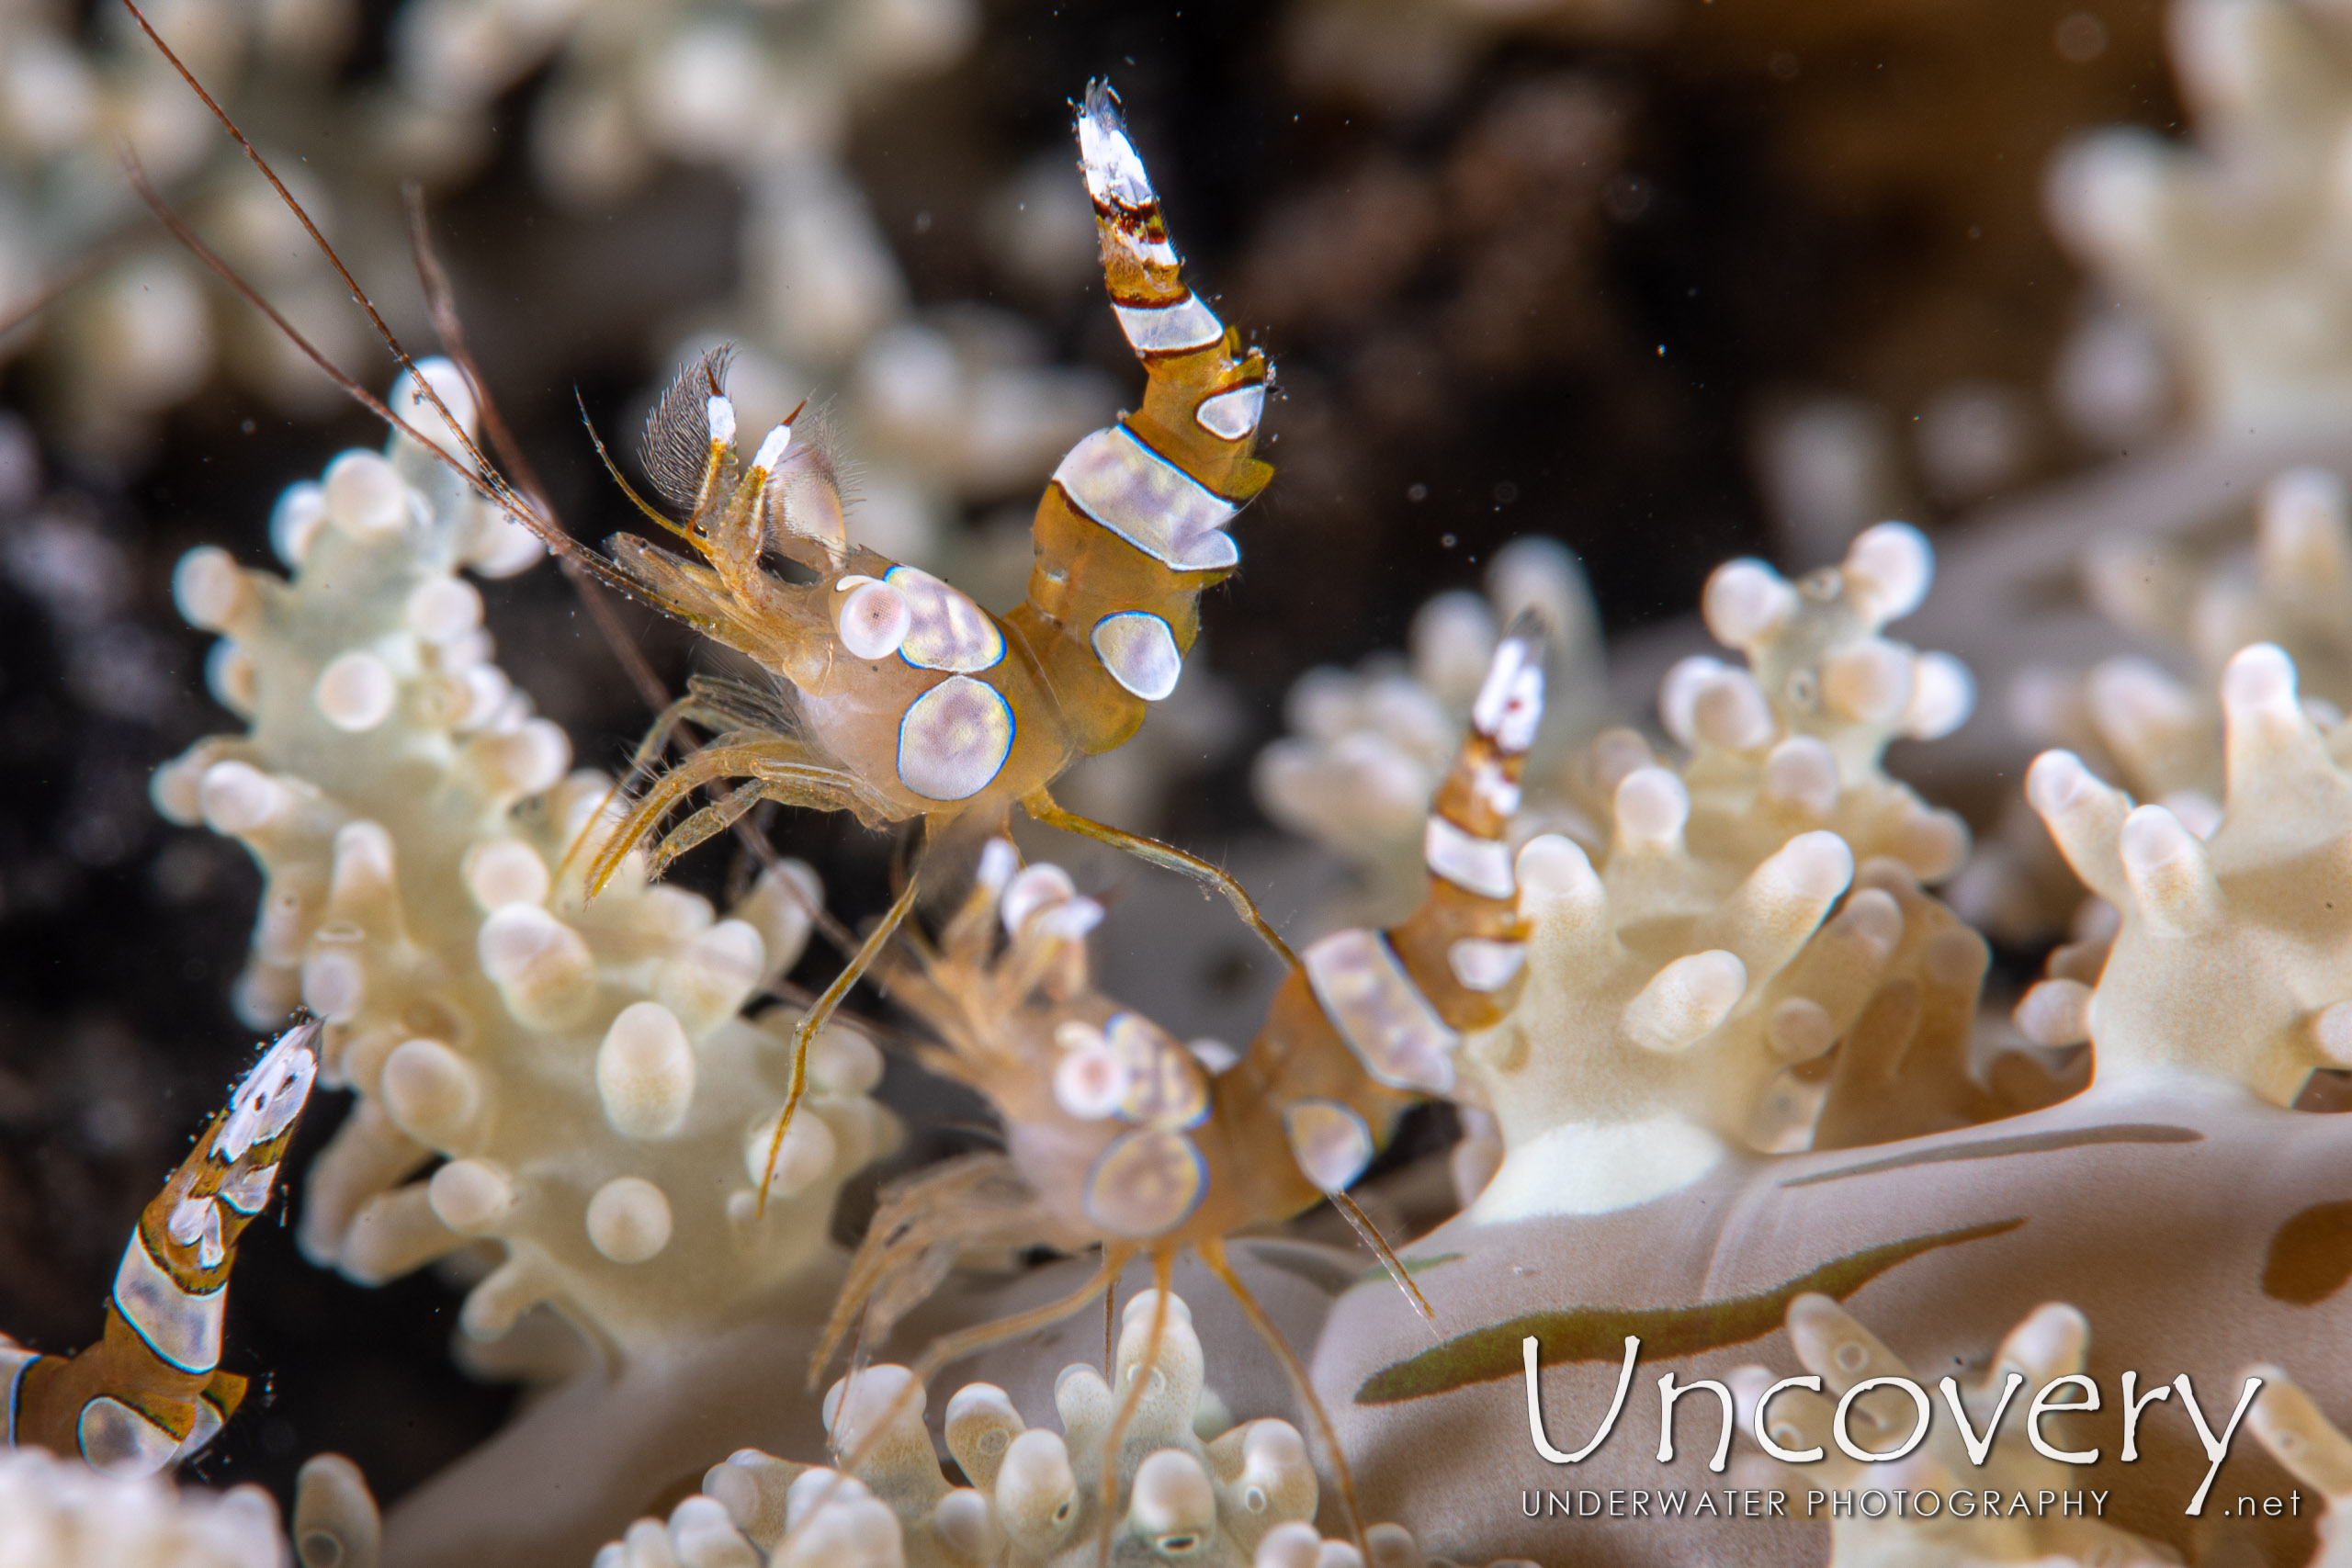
[1005,83,1273,761]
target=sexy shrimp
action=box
[4,1021,319,1475]
[577,82,1283,1182]
[809,625,1547,1553]
[587,85,1270,908]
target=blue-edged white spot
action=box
[1091,612,1182,701]
[1082,1127,1206,1239]
[1424,817,1515,900]
[1303,928,1459,1096]
[1447,937,1527,992]
[1195,384,1264,441]
[113,1226,224,1374]
[1052,425,1238,572]
[78,1396,180,1479]
[886,566,1004,672]
[1114,294,1224,355]
[1284,1099,1373,1191]
[897,676,1014,801]
[1107,1011,1209,1129]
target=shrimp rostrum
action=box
[815,626,1548,1547]
[585,83,1274,939]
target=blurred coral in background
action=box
[29,0,2352,1564]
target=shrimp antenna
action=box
[413,184,859,959]
[114,0,585,571]
[1330,1189,1438,1332]
[117,151,469,490]
[117,147,647,615]
[403,191,754,817]
[116,0,483,482]
[401,182,557,513]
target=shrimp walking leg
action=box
[755,865,924,1213]
[1202,1235,1367,1552]
[1023,786,1296,967]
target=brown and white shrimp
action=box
[561,81,1295,1189]
[4,1021,319,1476]
[807,625,1548,1552]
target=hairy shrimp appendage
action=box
[5,1022,320,1475]
[755,868,925,1214]
[583,736,891,894]
[408,199,855,953]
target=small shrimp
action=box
[569,85,1284,1122]
[808,624,1548,1558]
[4,1021,320,1476]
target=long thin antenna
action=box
[401,184,545,501]
[1331,1189,1438,1332]
[114,0,582,570]
[117,152,448,481]
[115,154,667,638]
[115,0,487,479]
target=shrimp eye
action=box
[836,580,911,660]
